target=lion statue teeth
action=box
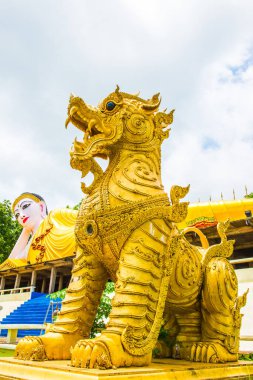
[15,87,247,369]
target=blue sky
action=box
[0,0,253,210]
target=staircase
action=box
[0,293,62,338]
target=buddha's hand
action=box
[22,224,34,235]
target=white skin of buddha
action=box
[9,198,47,260]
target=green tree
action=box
[66,200,82,210]
[245,193,253,199]
[73,200,82,210]
[0,200,22,263]
[90,281,114,337]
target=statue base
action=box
[0,357,253,380]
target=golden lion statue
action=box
[15,87,247,368]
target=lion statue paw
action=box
[71,333,152,369]
[15,336,47,361]
[190,342,238,363]
[15,332,82,361]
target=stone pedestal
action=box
[0,358,253,380]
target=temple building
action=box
[0,207,77,295]
[0,197,253,348]
[179,197,253,269]
[0,198,253,295]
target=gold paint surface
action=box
[1,357,253,380]
[14,89,247,369]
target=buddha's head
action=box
[12,193,48,232]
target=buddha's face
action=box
[14,198,45,231]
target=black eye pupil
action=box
[106,101,116,111]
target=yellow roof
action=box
[178,198,253,229]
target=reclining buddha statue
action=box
[15,87,247,369]
[0,192,77,271]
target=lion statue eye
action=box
[106,101,116,111]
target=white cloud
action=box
[0,0,253,210]
[163,45,253,202]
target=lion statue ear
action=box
[154,109,175,128]
[153,109,175,141]
[142,93,161,112]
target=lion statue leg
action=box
[153,233,203,360]
[71,218,171,369]
[153,306,179,358]
[190,257,247,363]
[15,247,108,360]
[157,222,248,363]
[154,305,202,360]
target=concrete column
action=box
[48,267,57,294]
[41,277,46,293]
[14,274,21,289]
[31,270,37,288]
[58,274,64,291]
[7,329,18,344]
[0,276,5,290]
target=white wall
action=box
[236,268,253,351]
[0,292,31,322]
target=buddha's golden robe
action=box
[0,208,77,271]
